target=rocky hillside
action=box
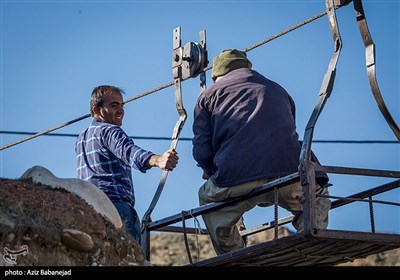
[0,178,145,266]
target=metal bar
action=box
[147,173,300,231]
[368,196,376,233]
[353,0,400,141]
[315,165,400,178]
[330,179,400,208]
[181,212,193,264]
[328,195,400,207]
[273,187,279,239]
[299,0,342,236]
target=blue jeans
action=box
[113,202,141,244]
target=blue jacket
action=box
[192,68,327,187]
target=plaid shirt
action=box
[75,118,154,206]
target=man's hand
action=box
[147,149,179,171]
[202,171,210,180]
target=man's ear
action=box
[92,106,101,117]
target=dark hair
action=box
[90,85,125,116]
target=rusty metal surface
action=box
[188,229,400,266]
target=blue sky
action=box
[1,0,399,235]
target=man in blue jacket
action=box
[192,49,331,255]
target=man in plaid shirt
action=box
[76,85,179,243]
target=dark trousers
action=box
[113,201,141,244]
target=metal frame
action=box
[140,0,400,265]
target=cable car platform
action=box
[141,177,400,266]
[188,229,400,266]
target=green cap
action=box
[211,49,252,81]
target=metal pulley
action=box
[182,41,206,78]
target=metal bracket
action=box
[141,27,208,261]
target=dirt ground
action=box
[0,178,145,266]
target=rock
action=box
[61,229,94,252]
[20,165,122,229]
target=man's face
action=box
[96,91,124,126]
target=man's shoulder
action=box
[89,120,120,131]
[79,121,122,139]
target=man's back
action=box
[193,67,301,187]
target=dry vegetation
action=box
[0,178,145,266]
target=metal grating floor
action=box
[188,229,400,266]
